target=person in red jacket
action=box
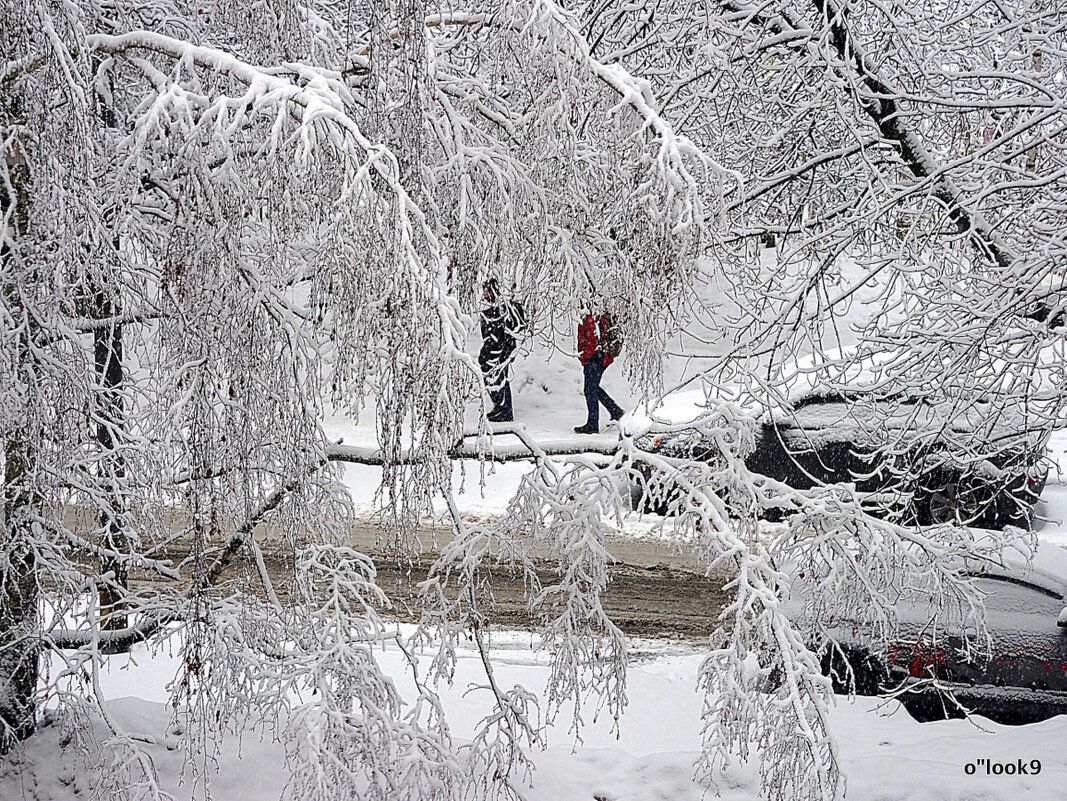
[574,313,625,434]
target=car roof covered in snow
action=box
[763,390,1048,457]
[967,532,1067,601]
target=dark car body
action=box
[632,388,1062,721]
[635,391,1048,530]
[790,543,1067,724]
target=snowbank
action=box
[4,630,1066,801]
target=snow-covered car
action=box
[634,390,1048,530]
[788,539,1067,725]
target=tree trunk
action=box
[718,0,1019,273]
[90,60,130,651]
[1,141,39,752]
[1027,50,1042,173]
[810,0,1017,272]
[94,292,129,649]
[0,436,39,752]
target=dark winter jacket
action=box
[577,314,613,367]
[479,296,525,370]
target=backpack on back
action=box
[600,314,623,359]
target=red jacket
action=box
[578,314,613,367]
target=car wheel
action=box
[898,692,968,723]
[928,481,983,525]
[820,645,887,696]
[627,466,672,516]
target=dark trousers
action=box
[481,355,513,417]
[582,354,623,428]
[488,375,512,417]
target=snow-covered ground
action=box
[7,623,1067,801]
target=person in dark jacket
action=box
[574,312,625,434]
[479,279,525,423]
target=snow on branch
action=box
[326,424,623,465]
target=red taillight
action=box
[891,640,946,678]
[909,648,946,677]
[887,639,947,678]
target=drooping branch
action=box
[810,0,1017,271]
[47,613,175,651]
[71,310,160,332]
[718,0,1018,273]
[47,467,305,650]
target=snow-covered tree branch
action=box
[4,0,1064,799]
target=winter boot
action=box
[487,408,513,423]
